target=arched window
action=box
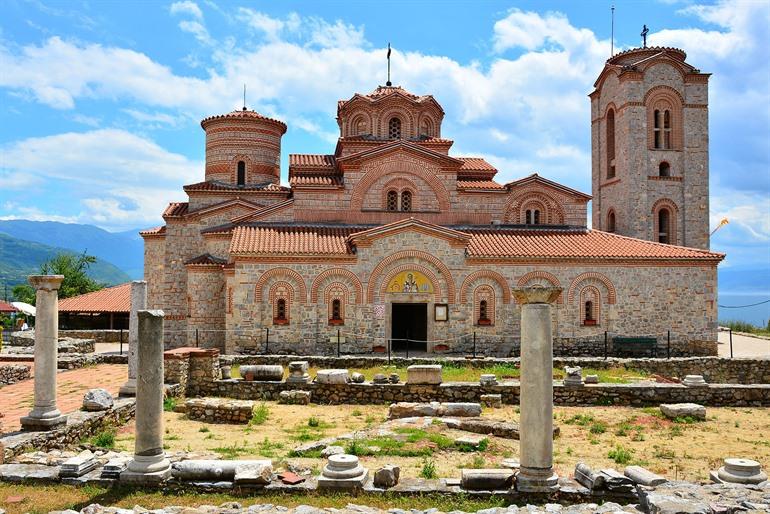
[275,298,287,323]
[525,210,532,225]
[386,190,398,211]
[237,161,246,186]
[606,109,616,179]
[653,109,672,150]
[331,299,342,322]
[525,209,541,225]
[478,300,489,324]
[584,300,594,324]
[401,190,412,212]
[388,117,402,139]
[659,162,671,177]
[657,208,671,244]
[420,118,432,137]
[607,210,616,233]
[533,210,540,224]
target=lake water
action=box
[717,291,770,327]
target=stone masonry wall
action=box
[0,364,30,386]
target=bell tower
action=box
[590,46,711,249]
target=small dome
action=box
[201,109,287,134]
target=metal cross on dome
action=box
[641,25,649,48]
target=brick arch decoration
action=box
[473,284,496,325]
[324,282,350,322]
[346,111,373,137]
[310,268,363,304]
[579,284,602,324]
[381,177,419,210]
[229,154,253,183]
[350,161,451,212]
[377,263,443,303]
[378,107,415,138]
[255,267,308,303]
[367,250,456,303]
[459,270,511,304]
[516,270,563,304]
[644,85,684,150]
[567,272,616,305]
[651,198,679,245]
[268,281,294,323]
[418,113,437,137]
[504,190,565,224]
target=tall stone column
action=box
[21,275,66,431]
[119,280,147,397]
[121,310,171,483]
[512,286,562,492]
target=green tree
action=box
[13,252,104,305]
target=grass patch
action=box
[564,413,595,426]
[589,422,608,434]
[88,429,116,449]
[249,403,270,426]
[211,442,251,459]
[419,459,437,479]
[720,319,770,336]
[607,444,634,465]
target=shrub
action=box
[607,445,633,465]
[250,403,270,425]
[345,438,365,456]
[420,458,437,479]
[198,426,210,433]
[564,414,594,426]
[308,416,320,427]
[590,422,607,434]
[163,397,177,412]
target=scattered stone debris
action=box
[350,372,365,384]
[682,374,708,387]
[373,464,400,488]
[59,450,98,478]
[320,446,344,458]
[624,465,667,486]
[316,369,349,384]
[287,361,310,384]
[81,388,114,412]
[278,390,311,405]
[563,366,584,387]
[239,365,284,382]
[460,468,515,490]
[406,365,442,385]
[479,374,498,386]
[584,374,599,384]
[372,373,389,384]
[480,394,502,408]
[388,402,481,419]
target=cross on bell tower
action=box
[641,25,649,48]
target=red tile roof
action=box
[290,175,343,187]
[184,253,228,266]
[289,154,336,168]
[59,283,131,313]
[230,226,355,255]
[466,229,723,261]
[184,181,290,193]
[200,109,287,133]
[0,300,17,313]
[458,157,497,172]
[457,180,506,190]
[139,226,166,237]
[225,223,723,262]
[163,202,189,217]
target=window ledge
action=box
[582,320,598,327]
[648,175,683,182]
[273,318,289,326]
[328,319,344,326]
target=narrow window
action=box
[653,109,661,149]
[658,208,671,244]
[584,300,594,323]
[401,190,412,212]
[533,210,540,224]
[421,118,432,137]
[331,299,342,321]
[386,190,398,211]
[607,211,616,233]
[237,161,246,186]
[276,299,286,320]
[659,162,671,177]
[525,210,532,225]
[388,117,402,139]
[663,110,672,149]
[478,300,489,324]
[606,109,616,179]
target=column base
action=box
[20,414,67,431]
[121,453,171,484]
[118,379,137,397]
[517,468,559,493]
[120,467,171,484]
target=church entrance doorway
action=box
[391,303,427,352]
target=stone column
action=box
[121,310,171,483]
[21,275,66,431]
[512,286,562,492]
[119,280,146,397]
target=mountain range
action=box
[0,220,144,293]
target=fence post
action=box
[195,328,199,348]
[729,328,733,359]
[265,327,270,354]
[388,338,391,366]
[337,328,341,357]
[405,331,409,359]
[667,330,671,359]
[604,331,608,360]
[473,331,477,359]
[119,328,123,355]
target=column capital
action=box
[28,275,64,291]
[131,279,148,286]
[138,309,165,320]
[512,285,562,305]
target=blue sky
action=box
[0,0,768,281]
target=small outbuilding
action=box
[58,283,130,329]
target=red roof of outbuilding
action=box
[59,283,131,313]
[0,300,17,313]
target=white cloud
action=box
[170,1,203,20]
[122,108,185,127]
[178,20,213,45]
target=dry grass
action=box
[113,403,770,483]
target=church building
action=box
[142,46,723,356]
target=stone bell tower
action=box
[590,46,711,250]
